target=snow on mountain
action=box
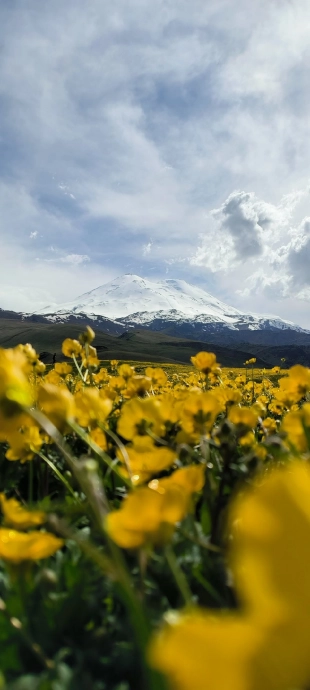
[37,273,308,334]
[121,309,306,333]
[39,274,243,321]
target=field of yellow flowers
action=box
[0,326,309,690]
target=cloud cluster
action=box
[0,0,309,325]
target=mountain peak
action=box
[36,273,307,334]
[38,274,243,320]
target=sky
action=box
[1,0,310,327]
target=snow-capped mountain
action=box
[38,274,243,321]
[37,273,308,336]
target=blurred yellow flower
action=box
[190,351,218,375]
[178,392,222,437]
[0,347,33,417]
[281,404,310,453]
[55,362,73,375]
[118,363,135,380]
[89,426,107,451]
[117,398,165,440]
[0,529,63,563]
[62,338,83,358]
[38,383,75,432]
[74,389,112,428]
[145,367,168,388]
[228,405,259,430]
[6,424,43,463]
[125,375,152,398]
[0,494,45,530]
[150,462,310,690]
[79,326,95,344]
[118,435,177,484]
[106,464,204,548]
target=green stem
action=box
[100,423,132,477]
[69,420,132,488]
[165,545,193,607]
[72,354,85,382]
[28,409,110,523]
[38,451,78,501]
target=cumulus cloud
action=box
[287,218,310,287]
[211,191,264,259]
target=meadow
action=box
[0,328,309,690]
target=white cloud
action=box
[60,254,90,265]
[0,0,310,325]
[142,242,152,256]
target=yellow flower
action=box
[82,354,100,369]
[239,431,256,448]
[145,367,168,388]
[190,351,218,375]
[0,495,45,530]
[178,392,222,437]
[262,417,278,435]
[89,427,107,451]
[156,464,205,495]
[74,389,112,428]
[149,613,262,690]
[118,363,135,380]
[118,435,177,484]
[217,387,242,407]
[150,462,310,690]
[124,375,152,398]
[228,405,259,430]
[93,367,109,385]
[281,404,310,452]
[6,424,43,463]
[106,465,204,548]
[0,347,33,416]
[33,359,46,374]
[61,338,83,358]
[117,398,165,440]
[286,364,310,399]
[0,529,63,563]
[54,362,73,375]
[38,383,75,432]
[43,370,64,387]
[79,326,95,344]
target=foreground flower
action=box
[0,529,63,563]
[149,462,310,690]
[5,424,43,463]
[117,397,165,440]
[74,388,112,428]
[106,465,205,548]
[38,383,75,432]
[61,338,82,358]
[0,347,33,435]
[178,392,222,438]
[190,351,219,375]
[118,435,177,484]
[0,495,45,530]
